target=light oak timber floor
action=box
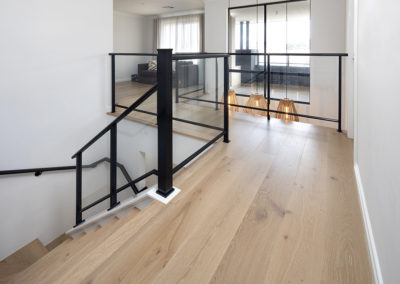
[9,109,372,283]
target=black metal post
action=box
[267,54,271,120]
[109,124,120,210]
[240,22,244,50]
[246,21,250,50]
[203,59,206,94]
[263,64,267,99]
[157,49,175,198]
[111,55,116,113]
[215,58,219,110]
[338,56,342,132]
[75,152,84,227]
[223,56,230,143]
[175,61,179,103]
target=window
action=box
[156,14,204,53]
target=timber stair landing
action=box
[2,205,164,283]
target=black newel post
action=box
[157,49,175,197]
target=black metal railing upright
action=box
[1,51,231,229]
[71,50,231,227]
[156,49,174,197]
[71,83,158,227]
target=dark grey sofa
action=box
[138,63,157,84]
[243,65,310,87]
[137,62,199,87]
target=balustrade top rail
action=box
[108,52,230,60]
[228,52,348,57]
[108,52,348,57]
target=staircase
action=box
[0,239,48,280]
[0,51,229,283]
[1,201,164,283]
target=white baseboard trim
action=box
[354,164,384,284]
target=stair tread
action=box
[8,219,115,283]
[0,239,48,279]
[11,205,160,283]
[45,234,72,252]
[52,202,163,283]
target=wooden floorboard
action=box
[10,112,372,283]
[0,239,48,279]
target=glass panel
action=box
[270,55,288,101]
[287,0,310,54]
[308,56,339,125]
[269,55,310,103]
[81,134,110,219]
[116,90,158,194]
[174,58,224,129]
[80,89,158,219]
[172,57,224,166]
[266,3,286,54]
[266,1,310,64]
[115,55,157,108]
[287,55,310,103]
[269,56,338,128]
[229,6,264,53]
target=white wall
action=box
[0,0,212,260]
[345,0,355,138]
[204,0,350,132]
[113,11,154,82]
[355,0,400,283]
[0,0,113,259]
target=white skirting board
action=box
[66,184,180,238]
[354,164,384,284]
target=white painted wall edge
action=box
[354,164,384,284]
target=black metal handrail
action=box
[108,53,157,56]
[229,52,348,57]
[108,52,230,59]
[72,84,158,159]
[0,166,76,177]
[173,53,229,60]
[0,157,139,193]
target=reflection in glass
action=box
[228,1,311,104]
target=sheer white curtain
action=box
[156,14,203,53]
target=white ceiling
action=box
[114,0,205,16]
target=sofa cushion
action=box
[148,60,157,71]
[141,70,157,78]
